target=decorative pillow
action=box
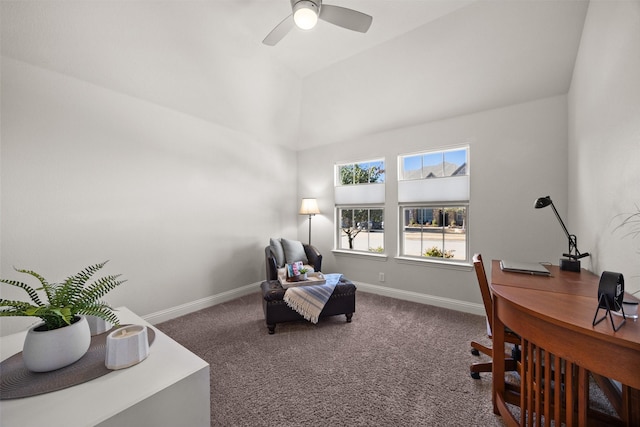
[281,238,308,264]
[270,238,285,268]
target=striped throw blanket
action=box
[283,273,342,324]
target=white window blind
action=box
[335,183,385,205]
[397,175,469,203]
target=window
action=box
[338,207,384,253]
[338,160,385,185]
[400,148,467,180]
[398,147,469,262]
[401,205,467,260]
[335,159,385,254]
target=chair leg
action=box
[470,361,493,379]
[471,358,518,380]
[471,340,492,357]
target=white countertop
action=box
[0,307,210,427]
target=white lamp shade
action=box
[299,198,320,215]
[293,1,319,30]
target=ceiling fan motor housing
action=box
[292,0,321,30]
[291,0,321,10]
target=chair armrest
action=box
[265,246,278,281]
[304,244,322,272]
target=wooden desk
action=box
[490,261,640,426]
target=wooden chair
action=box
[470,254,520,380]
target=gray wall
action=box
[0,58,298,335]
[569,1,640,295]
[297,95,569,309]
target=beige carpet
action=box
[156,290,513,426]
[157,290,619,426]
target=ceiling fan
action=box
[263,0,373,46]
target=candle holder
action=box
[105,325,150,370]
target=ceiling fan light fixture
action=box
[293,1,319,30]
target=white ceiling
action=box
[1,0,589,150]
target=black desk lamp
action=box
[534,196,590,272]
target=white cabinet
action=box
[0,307,210,427]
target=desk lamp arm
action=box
[535,196,590,260]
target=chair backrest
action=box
[473,253,494,335]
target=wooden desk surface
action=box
[490,260,640,426]
[491,260,640,358]
[491,260,640,388]
[492,262,601,297]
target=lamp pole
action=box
[299,198,320,245]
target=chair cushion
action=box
[281,238,308,264]
[269,238,285,268]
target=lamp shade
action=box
[299,198,320,215]
[534,196,553,209]
[293,1,319,30]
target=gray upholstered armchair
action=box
[265,238,322,281]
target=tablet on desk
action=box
[500,260,551,276]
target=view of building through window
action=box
[400,148,467,180]
[401,206,467,260]
[335,148,468,262]
[399,147,469,262]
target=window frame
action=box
[335,206,385,254]
[334,157,386,256]
[398,203,469,263]
[397,146,470,265]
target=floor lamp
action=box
[299,198,320,245]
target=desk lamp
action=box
[534,196,589,271]
[299,198,320,245]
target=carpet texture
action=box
[157,291,509,426]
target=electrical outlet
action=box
[379,272,385,282]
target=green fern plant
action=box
[0,261,126,331]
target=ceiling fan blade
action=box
[262,14,295,46]
[319,4,372,33]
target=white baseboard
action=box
[354,282,485,317]
[142,282,259,325]
[142,281,484,325]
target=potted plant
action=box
[0,260,126,372]
[299,268,309,281]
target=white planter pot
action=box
[22,316,91,372]
[86,315,113,336]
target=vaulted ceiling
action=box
[1,0,589,150]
